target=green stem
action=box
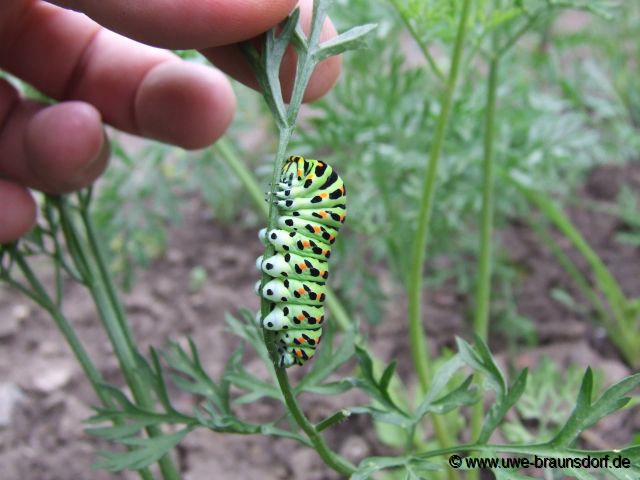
[473,58,498,345]
[80,199,138,355]
[408,0,471,392]
[526,214,638,366]
[324,289,351,331]
[469,0,558,457]
[405,3,471,468]
[470,58,499,451]
[213,138,269,218]
[275,368,356,475]
[506,180,639,367]
[54,197,180,480]
[528,219,609,322]
[404,4,471,478]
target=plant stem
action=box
[528,219,609,322]
[275,368,356,475]
[323,289,351,331]
[54,197,180,480]
[408,0,471,392]
[473,58,498,345]
[507,181,640,367]
[469,58,499,452]
[469,0,556,454]
[405,3,471,468]
[213,138,269,218]
[403,4,472,479]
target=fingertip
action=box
[135,62,236,149]
[25,101,109,193]
[0,180,37,244]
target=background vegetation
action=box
[1,1,639,479]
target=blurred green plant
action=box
[2,1,640,479]
[502,357,604,444]
[92,139,182,290]
[293,0,634,340]
[510,175,640,368]
[614,186,640,248]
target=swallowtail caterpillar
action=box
[256,155,346,367]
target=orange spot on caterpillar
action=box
[302,240,310,247]
[313,226,321,233]
[298,263,307,270]
[319,211,329,218]
[320,192,328,199]
[297,314,305,321]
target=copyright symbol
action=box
[449,454,462,468]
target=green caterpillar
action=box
[256,155,346,367]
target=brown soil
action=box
[1,163,639,480]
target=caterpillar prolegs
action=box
[256,155,346,367]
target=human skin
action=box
[0,0,341,243]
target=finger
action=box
[0,80,108,193]
[135,62,236,148]
[203,0,341,102]
[1,3,235,148]
[0,180,37,244]
[48,0,298,49]
[25,101,109,192]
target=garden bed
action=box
[0,162,638,479]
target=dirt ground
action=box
[1,162,639,480]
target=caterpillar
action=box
[256,155,346,368]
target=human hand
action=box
[0,0,341,243]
